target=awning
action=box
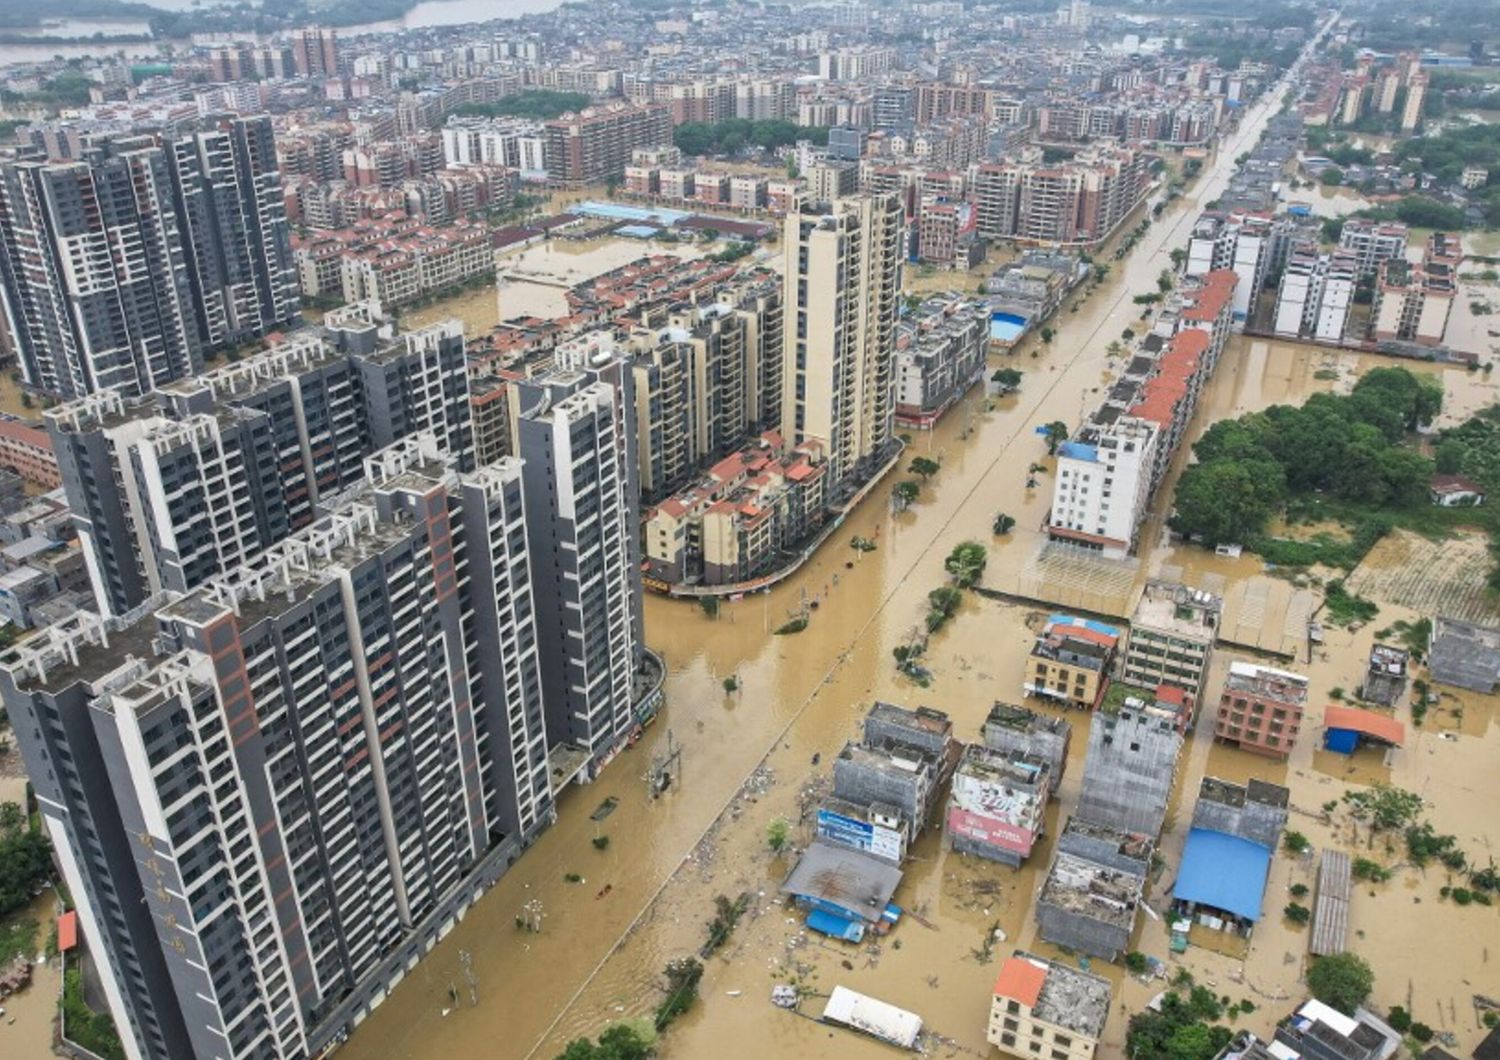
[58,910,78,952]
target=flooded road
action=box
[337,64,1500,1060]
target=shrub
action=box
[1284,831,1311,855]
[1284,902,1311,924]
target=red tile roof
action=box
[994,957,1047,1007]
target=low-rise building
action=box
[1122,579,1221,703]
[1024,615,1121,711]
[1271,1000,1402,1060]
[989,951,1111,1060]
[1172,778,1289,939]
[1428,473,1486,507]
[982,703,1071,794]
[1214,661,1309,759]
[0,418,60,489]
[642,432,828,588]
[1360,644,1409,707]
[1035,817,1152,961]
[947,746,1051,866]
[1428,615,1500,694]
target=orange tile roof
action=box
[1323,706,1405,746]
[994,957,1047,1007]
[1181,269,1237,322]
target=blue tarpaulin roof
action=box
[1173,828,1272,921]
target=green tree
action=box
[993,512,1016,535]
[0,802,52,917]
[992,367,1023,394]
[1306,952,1375,1016]
[767,818,790,854]
[1043,421,1069,455]
[944,542,987,587]
[893,480,921,507]
[909,456,941,480]
[1321,167,1344,186]
[1169,458,1285,546]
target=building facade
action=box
[0,452,556,1060]
[0,118,298,399]
[1214,661,1309,759]
[781,193,903,492]
[47,308,473,616]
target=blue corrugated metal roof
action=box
[1173,828,1272,921]
[807,908,865,942]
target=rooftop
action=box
[1039,851,1142,929]
[999,951,1112,1039]
[781,841,903,922]
[1132,579,1221,638]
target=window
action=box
[1007,1000,1021,1015]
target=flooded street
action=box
[337,73,1500,1060]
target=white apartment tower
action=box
[781,192,904,491]
[1046,416,1159,559]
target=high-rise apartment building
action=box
[1337,219,1409,278]
[1185,211,1273,322]
[169,116,300,350]
[974,147,1146,248]
[0,447,555,1060]
[781,193,903,491]
[47,307,472,616]
[542,101,672,185]
[291,26,339,78]
[0,117,298,399]
[510,371,644,770]
[1370,231,1460,347]
[622,281,784,501]
[0,140,203,397]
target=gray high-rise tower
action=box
[0,447,554,1060]
[0,116,299,399]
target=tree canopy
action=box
[0,801,52,917]
[451,91,591,121]
[672,120,828,157]
[1307,952,1375,1016]
[1170,368,1441,546]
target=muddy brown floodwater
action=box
[337,77,1500,1060]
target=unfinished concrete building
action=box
[1360,644,1409,708]
[1035,818,1152,961]
[1075,705,1183,838]
[1428,616,1500,694]
[832,742,942,845]
[983,702,1071,795]
[945,746,1051,867]
[864,701,960,781]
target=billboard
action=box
[946,807,1035,856]
[816,808,904,863]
